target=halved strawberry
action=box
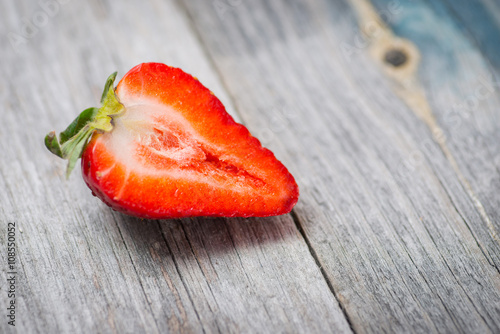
[45,63,298,219]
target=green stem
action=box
[44,72,125,178]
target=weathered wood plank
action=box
[2,0,500,332]
[370,0,500,271]
[0,0,352,333]
[181,0,500,333]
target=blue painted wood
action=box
[439,0,500,73]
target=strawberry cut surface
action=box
[76,63,298,218]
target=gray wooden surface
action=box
[1,0,500,333]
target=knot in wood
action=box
[383,49,408,67]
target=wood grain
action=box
[0,0,351,333]
[181,0,500,332]
[1,0,500,333]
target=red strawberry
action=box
[45,63,298,218]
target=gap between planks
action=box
[290,210,357,333]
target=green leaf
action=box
[44,131,63,158]
[91,78,125,132]
[59,107,99,144]
[44,71,125,178]
[101,72,117,103]
[64,129,93,178]
[100,83,124,117]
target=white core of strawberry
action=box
[95,97,267,194]
[118,104,204,161]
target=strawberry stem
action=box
[44,72,125,178]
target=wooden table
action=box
[2,0,500,332]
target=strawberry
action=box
[45,63,298,218]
